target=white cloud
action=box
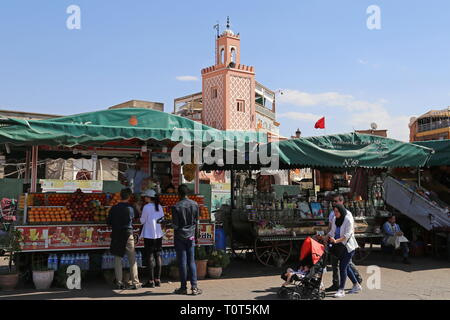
[176,76,198,82]
[358,59,368,65]
[278,89,410,141]
[278,112,322,121]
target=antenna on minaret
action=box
[227,16,230,29]
[213,21,220,64]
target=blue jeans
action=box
[338,250,358,290]
[175,238,198,289]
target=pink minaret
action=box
[201,17,256,131]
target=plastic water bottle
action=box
[170,249,176,264]
[162,250,168,266]
[85,253,90,271]
[60,254,65,266]
[47,254,53,270]
[53,254,58,270]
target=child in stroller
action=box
[278,237,326,300]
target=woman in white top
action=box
[326,204,362,298]
[140,189,164,288]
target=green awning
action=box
[202,133,434,170]
[275,133,433,169]
[0,108,266,147]
[414,140,450,166]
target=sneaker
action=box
[325,285,339,292]
[128,283,142,290]
[334,289,345,298]
[115,282,126,290]
[174,287,188,295]
[142,281,155,288]
[155,280,161,287]
[350,283,362,294]
[191,287,203,296]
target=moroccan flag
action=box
[314,117,325,129]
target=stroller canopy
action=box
[300,237,325,265]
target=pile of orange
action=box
[189,195,205,205]
[28,207,72,223]
[199,206,209,220]
[47,194,71,206]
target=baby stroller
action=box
[278,237,326,300]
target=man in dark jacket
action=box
[172,184,202,295]
[107,188,141,290]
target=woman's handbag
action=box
[329,242,347,259]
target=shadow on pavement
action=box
[353,251,450,273]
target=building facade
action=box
[409,107,450,142]
[174,20,280,139]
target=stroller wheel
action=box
[290,292,302,300]
[277,287,289,299]
[320,291,326,299]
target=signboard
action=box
[40,179,103,193]
[16,223,215,252]
[211,183,231,213]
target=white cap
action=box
[142,189,156,198]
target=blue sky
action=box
[1,0,449,141]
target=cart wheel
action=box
[254,239,292,267]
[354,239,373,263]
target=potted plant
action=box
[0,229,22,291]
[207,249,230,279]
[32,254,54,290]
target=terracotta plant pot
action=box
[207,267,222,279]
[0,273,19,291]
[32,270,54,290]
[195,260,208,280]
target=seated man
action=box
[382,215,411,264]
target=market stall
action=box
[0,108,219,272]
[206,133,434,266]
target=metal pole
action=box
[230,170,235,209]
[25,149,31,184]
[418,167,421,188]
[194,165,200,194]
[30,146,38,193]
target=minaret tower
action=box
[201,17,256,130]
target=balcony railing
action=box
[418,120,450,133]
[255,103,275,120]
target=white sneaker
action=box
[334,289,345,298]
[350,283,362,294]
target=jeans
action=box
[331,254,361,287]
[114,235,140,286]
[338,250,358,290]
[175,238,198,289]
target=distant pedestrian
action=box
[140,189,164,288]
[107,188,141,290]
[172,184,202,295]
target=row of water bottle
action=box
[47,253,90,271]
[101,251,143,269]
[161,249,177,266]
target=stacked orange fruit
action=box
[47,194,71,206]
[28,207,72,223]
[199,206,210,220]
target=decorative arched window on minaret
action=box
[220,48,225,64]
[231,48,236,63]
